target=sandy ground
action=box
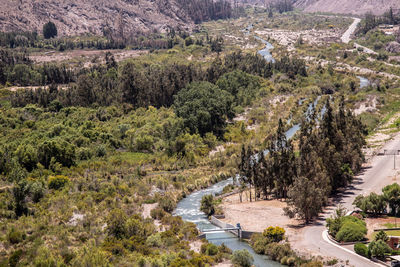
[214,261,232,267]
[255,28,341,51]
[220,193,303,242]
[30,49,147,66]
[353,95,377,116]
[141,203,158,219]
[189,239,203,253]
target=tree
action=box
[200,194,215,216]
[284,176,325,223]
[43,22,58,39]
[353,193,386,216]
[375,231,389,243]
[382,183,400,215]
[174,81,234,136]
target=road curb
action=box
[322,230,384,266]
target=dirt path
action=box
[220,194,302,242]
[341,18,360,43]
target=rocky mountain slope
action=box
[0,0,193,36]
[295,0,400,15]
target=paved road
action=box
[295,134,400,266]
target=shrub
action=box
[150,207,166,220]
[200,194,215,216]
[368,240,392,259]
[264,242,293,261]
[231,249,254,267]
[354,243,369,258]
[205,243,218,256]
[263,226,285,243]
[249,233,269,254]
[48,175,70,190]
[159,197,176,213]
[9,249,23,267]
[7,227,25,244]
[146,233,162,248]
[335,220,367,242]
[29,181,45,202]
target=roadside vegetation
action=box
[1,2,400,267]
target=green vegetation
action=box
[353,183,400,216]
[231,249,254,267]
[327,207,367,242]
[249,227,323,266]
[200,194,216,216]
[1,6,400,267]
[43,21,58,39]
[354,242,369,257]
[239,98,366,223]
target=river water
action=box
[357,76,370,89]
[174,95,325,266]
[174,25,325,266]
[174,178,281,267]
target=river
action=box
[174,25,325,266]
[357,76,370,89]
[174,178,281,267]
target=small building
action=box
[378,24,400,35]
[388,236,400,250]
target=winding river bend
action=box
[174,28,325,266]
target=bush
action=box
[231,249,254,267]
[200,194,215,216]
[263,226,285,243]
[7,228,25,244]
[354,243,369,258]
[335,220,367,242]
[146,233,162,247]
[159,197,176,213]
[368,240,392,259]
[264,242,293,261]
[48,175,70,190]
[205,243,218,256]
[9,249,23,267]
[150,207,166,220]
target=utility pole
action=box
[383,150,400,169]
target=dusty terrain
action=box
[220,193,303,241]
[296,0,400,16]
[0,0,193,36]
[255,28,341,51]
[29,49,147,66]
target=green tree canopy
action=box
[382,183,400,215]
[174,81,234,136]
[43,21,58,39]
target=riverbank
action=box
[219,193,302,243]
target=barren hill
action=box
[295,0,400,15]
[0,0,193,36]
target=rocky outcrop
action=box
[386,41,400,53]
[0,0,194,36]
[295,0,400,16]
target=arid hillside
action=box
[0,0,193,36]
[295,0,400,15]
